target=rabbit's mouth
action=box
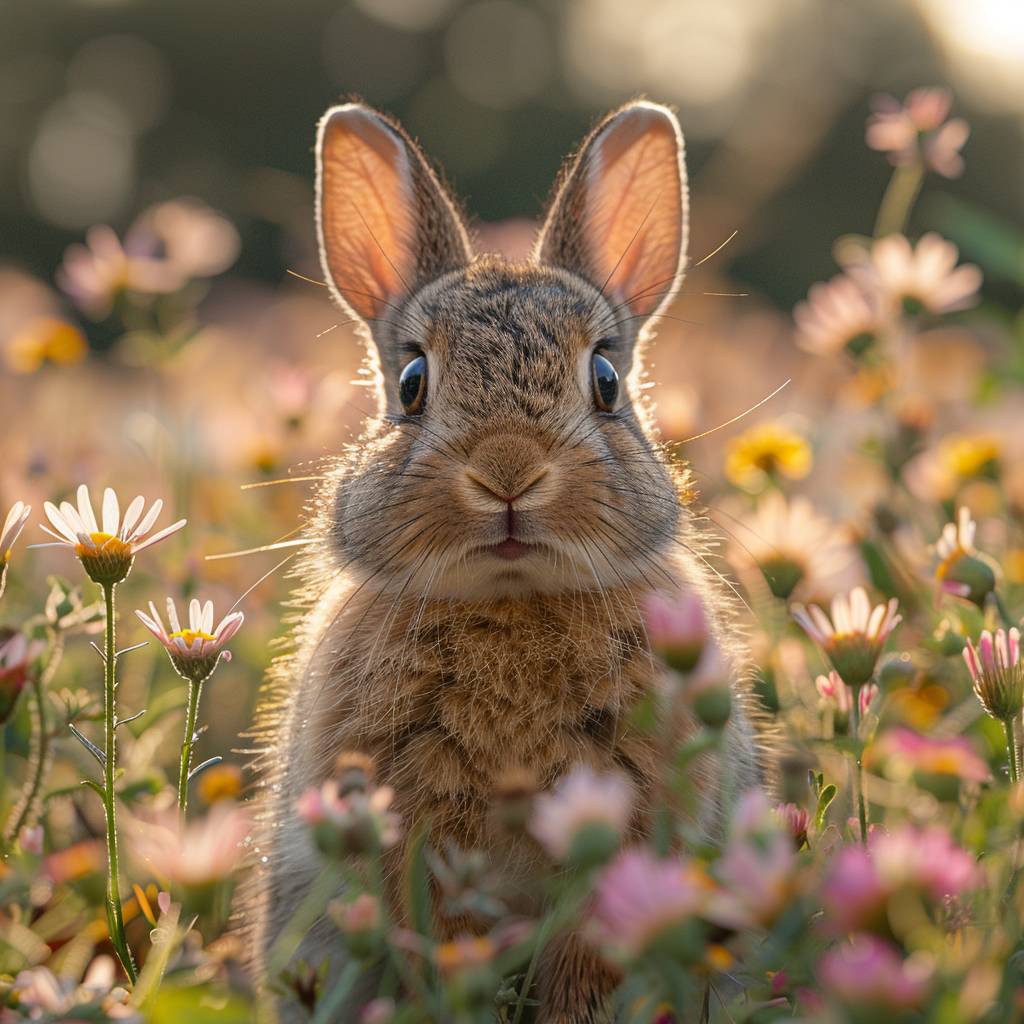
[485,538,535,561]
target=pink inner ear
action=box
[318,107,418,322]
[584,107,686,319]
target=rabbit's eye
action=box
[591,353,619,412]
[399,355,427,414]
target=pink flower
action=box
[963,627,1023,721]
[815,671,879,724]
[714,791,796,926]
[297,779,401,857]
[870,726,991,784]
[821,825,980,931]
[774,802,810,848]
[589,849,711,958]
[0,632,42,724]
[528,764,633,862]
[127,803,251,887]
[644,589,709,672]
[56,224,183,319]
[135,596,243,684]
[866,87,969,178]
[844,233,982,315]
[129,198,240,280]
[819,935,932,1009]
[360,998,396,1024]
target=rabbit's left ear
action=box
[537,101,688,322]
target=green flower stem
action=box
[849,688,869,845]
[6,631,62,844]
[101,582,137,984]
[1004,719,1019,785]
[177,679,203,818]
[873,161,925,239]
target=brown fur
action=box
[242,100,771,1023]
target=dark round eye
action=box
[591,352,619,412]
[398,355,427,414]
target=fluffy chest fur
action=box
[288,582,683,848]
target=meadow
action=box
[3,76,1024,1023]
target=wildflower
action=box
[128,803,250,890]
[724,421,812,492]
[1,501,32,596]
[435,935,496,977]
[1,501,31,564]
[41,484,186,585]
[6,316,87,373]
[589,849,714,962]
[361,998,396,1024]
[528,764,633,865]
[821,826,979,933]
[728,492,860,601]
[10,956,138,1021]
[0,631,42,724]
[845,233,982,316]
[791,587,901,688]
[819,935,932,1010]
[56,224,182,319]
[198,762,244,805]
[330,893,382,958]
[934,507,997,606]
[18,825,44,855]
[714,791,797,926]
[43,839,106,884]
[643,589,708,671]
[940,433,1001,484]
[816,671,879,732]
[963,628,1023,722]
[866,86,969,178]
[793,274,882,357]
[870,727,990,796]
[135,596,244,684]
[129,198,240,280]
[297,778,401,858]
[774,802,811,849]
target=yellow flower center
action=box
[74,533,132,557]
[169,628,218,645]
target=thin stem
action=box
[6,631,63,843]
[177,679,203,818]
[873,161,925,239]
[101,582,137,983]
[1005,719,1019,785]
[849,688,868,845]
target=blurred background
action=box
[2,0,1023,786]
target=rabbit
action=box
[243,98,771,1023]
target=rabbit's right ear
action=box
[537,102,688,324]
[316,104,471,324]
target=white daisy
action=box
[136,597,244,682]
[1,502,32,563]
[40,484,186,584]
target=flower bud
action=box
[644,590,708,673]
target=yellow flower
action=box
[198,763,244,805]
[939,433,1000,483]
[724,422,812,492]
[6,317,87,374]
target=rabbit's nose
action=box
[465,466,549,505]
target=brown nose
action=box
[465,465,549,504]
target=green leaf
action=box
[815,784,837,833]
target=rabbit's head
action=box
[316,100,690,601]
